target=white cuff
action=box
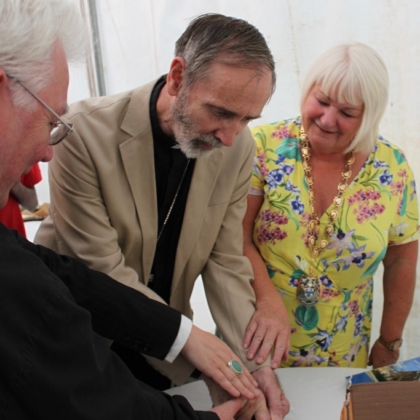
[164,315,192,363]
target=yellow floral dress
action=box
[250,117,419,368]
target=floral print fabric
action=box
[251,117,419,367]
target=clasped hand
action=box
[243,294,291,368]
[207,367,290,420]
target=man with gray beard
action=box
[36,13,290,419]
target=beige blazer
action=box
[36,79,269,384]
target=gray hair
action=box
[300,42,389,154]
[175,13,276,96]
[0,0,86,108]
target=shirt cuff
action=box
[164,315,192,363]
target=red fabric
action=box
[0,164,42,237]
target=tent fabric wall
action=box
[38,0,419,361]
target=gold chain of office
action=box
[300,127,355,258]
[296,127,356,307]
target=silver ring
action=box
[228,359,243,375]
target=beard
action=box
[176,132,223,159]
[171,90,222,159]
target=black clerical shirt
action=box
[148,77,195,303]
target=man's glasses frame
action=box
[7,74,73,145]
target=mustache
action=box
[191,134,222,149]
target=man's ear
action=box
[166,57,186,97]
[0,68,8,86]
[0,68,10,96]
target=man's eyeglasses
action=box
[7,75,73,145]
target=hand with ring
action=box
[181,325,259,400]
[228,359,243,375]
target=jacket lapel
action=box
[119,81,158,284]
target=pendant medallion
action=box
[297,275,321,307]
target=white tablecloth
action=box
[166,367,366,420]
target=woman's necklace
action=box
[297,127,355,307]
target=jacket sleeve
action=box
[0,227,217,420]
[201,129,272,373]
[18,231,180,360]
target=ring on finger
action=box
[228,359,243,375]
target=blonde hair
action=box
[300,43,389,154]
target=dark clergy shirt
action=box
[148,77,195,303]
